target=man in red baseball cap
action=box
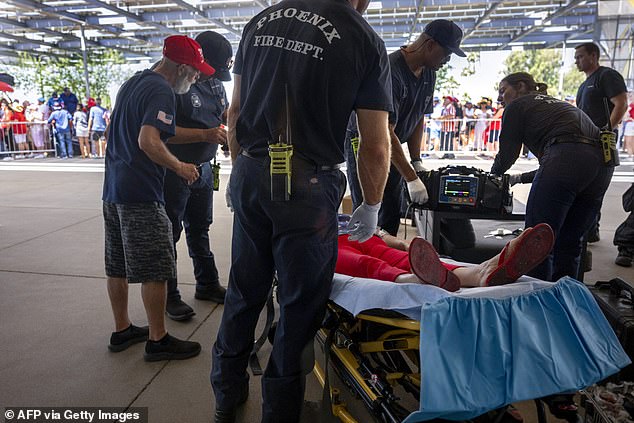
[161,35,215,94]
[164,35,215,75]
[101,34,213,362]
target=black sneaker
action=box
[616,253,633,267]
[108,324,149,352]
[195,284,227,304]
[144,333,201,362]
[166,298,196,321]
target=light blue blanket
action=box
[329,274,630,422]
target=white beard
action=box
[173,75,193,95]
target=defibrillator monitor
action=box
[438,175,479,206]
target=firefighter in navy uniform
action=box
[210,1,392,422]
[346,19,466,236]
[491,72,613,283]
[163,31,232,321]
[574,42,627,245]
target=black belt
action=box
[240,149,267,159]
[549,135,598,147]
[195,161,209,167]
[240,149,342,171]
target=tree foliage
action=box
[562,67,585,98]
[501,48,585,98]
[436,64,460,95]
[461,52,480,78]
[502,49,561,93]
[0,49,133,105]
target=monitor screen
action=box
[443,178,472,197]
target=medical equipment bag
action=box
[590,278,634,381]
[417,166,513,214]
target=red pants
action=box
[336,235,458,282]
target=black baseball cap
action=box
[423,19,466,57]
[195,31,233,81]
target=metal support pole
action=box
[628,34,634,88]
[80,25,91,99]
[558,41,566,98]
[611,15,620,69]
[408,0,424,42]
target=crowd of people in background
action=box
[3,86,634,164]
[0,87,111,160]
[423,95,505,158]
[422,92,634,160]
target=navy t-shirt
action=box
[234,0,392,165]
[576,66,627,129]
[168,78,228,164]
[491,94,599,175]
[389,50,436,143]
[59,92,78,114]
[102,69,176,204]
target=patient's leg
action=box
[337,236,432,284]
[408,238,461,292]
[478,223,554,286]
[336,244,410,282]
[339,235,410,270]
[454,223,555,287]
[408,223,554,289]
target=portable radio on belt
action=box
[600,130,618,165]
[351,136,360,158]
[212,158,220,191]
[600,98,619,167]
[269,84,293,201]
[269,142,293,201]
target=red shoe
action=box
[408,237,461,292]
[484,223,554,286]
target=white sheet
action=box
[330,272,553,320]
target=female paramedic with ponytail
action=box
[491,70,614,423]
[491,72,613,283]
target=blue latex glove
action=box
[347,202,381,243]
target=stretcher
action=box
[310,273,631,423]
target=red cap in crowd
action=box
[163,35,215,76]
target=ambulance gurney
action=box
[312,273,630,422]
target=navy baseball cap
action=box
[423,19,466,57]
[195,31,233,81]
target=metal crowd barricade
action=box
[422,117,502,157]
[0,120,56,160]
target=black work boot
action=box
[166,297,196,321]
[214,382,249,423]
[195,284,227,304]
[616,251,633,267]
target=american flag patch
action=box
[157,110,173,125]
